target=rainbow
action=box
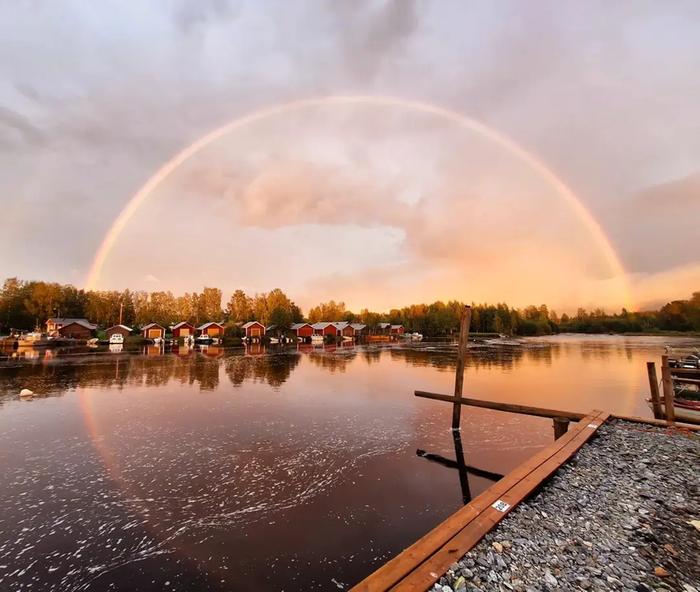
[85,94,631,307]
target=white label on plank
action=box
[492,500,510,512]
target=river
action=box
[0,334,696,591]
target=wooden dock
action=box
[351,410,609,592]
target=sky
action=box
[1,0,699,313]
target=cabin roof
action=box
[197,321,224,330]
[311,321,349,330]
[378,322,391,329]
[171,321,194,329]
[242,321,264,329]
[107,324,132,332]
[47,317,97,330]
[391,324,403,329]
[141,322,165,331]
[290,322,311,330]
[350,323,366,330]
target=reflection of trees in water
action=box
[305,351,357,373]
[389,343,557,371]
[0,352,226,399]
[224,354,300,389]
[361,349,382,365]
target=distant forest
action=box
[0,277,698,337]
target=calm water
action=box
[0,335,696,591]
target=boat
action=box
[410,332,424,341]
[311,334,324,344]
[196,335,213,344]
[109,333,124,344]
[17,332,51,347]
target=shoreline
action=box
[433,420,699,592]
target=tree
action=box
[226,289,253,323]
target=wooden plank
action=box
[610,413,700,431]
[661,355,676,425]
[670,367,700,376]
[392,412,610,592]
[452,306,472,429]
[647,362,662,419]
[350,411,604,592]
[415,390,586,421]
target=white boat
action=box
[196,335,213,343]
[109,343,123,353]
[109,333,124,344]
[410,332,423,341]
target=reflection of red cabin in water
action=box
[171,321,195,338]
[197,322,224,337]
[242,321,265,339]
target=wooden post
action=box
[552,417,570,440]
[660,355,675,425]
[647,362,662,419]
[452,305,472,430]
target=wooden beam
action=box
[609,413,700,431]
[552,417,570,439]
[452,306,472,430]
[661,355,676,426]
[351,411,606,592]
[647,361,662,419]
[670,367,700,375]
[415,390,586,421]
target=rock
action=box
[492,542,503,553]
[543,570,557,587]
[19,388,34,398]
[654,566,670,577]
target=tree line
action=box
[0,277,698,337]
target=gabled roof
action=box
[197,321,224,330]
[350,323,366,330]
[171,321,194,330]
[242,320,264,329]
[107,324,132,332]
[390,324,403,329]
[265,324,278,331]
[378,322,391,329]
[47,317,97,330]
[290,322,312,330]
[142,322,165,331]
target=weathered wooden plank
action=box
[415,390,586,421]
[350,411,604,592]
[661,355,676,425]
[647,362,662,419]
[391,412,610,592]
[609,413,700,431]
[452,306,472,429]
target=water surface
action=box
[0,335,694,591]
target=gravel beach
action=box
[433,420,699,592]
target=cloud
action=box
[235,161,406,228]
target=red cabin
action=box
[197,322,224,337]
[290,322,314,339]
[242,321,265,339]
[171,321,195,338]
